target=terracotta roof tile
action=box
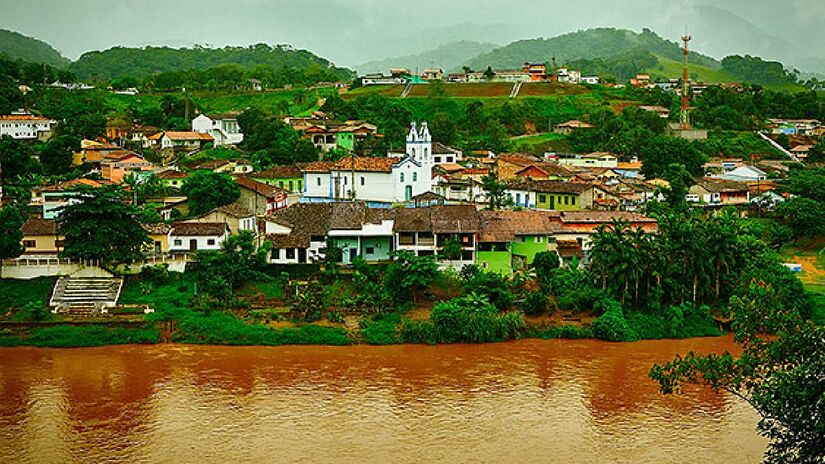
[333,156,399,173]
[171,222,228,236]
[22,218,58,236]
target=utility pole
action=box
[680,33,692,130]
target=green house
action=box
[476,211,556,274]
[331,236,393,264]
[505,180,594,211]
[252,165,304,193]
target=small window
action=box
[413,173,417,182]
[360,176,365,186]
[174,239,182,246]
[23,240,36,248]
[207,239,216,246]
[316,177,321,186]
[434,156,441,163]
[366,247,375,255]
[400,173,405,182]
[288,181,294,190]
[539,194,546,203]
[572,196,577,205]
[447,157,453,163]
[286,248,296,259]
[271,248,280,259]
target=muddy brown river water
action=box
[0,336,767,463]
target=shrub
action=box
[520,292,548,316]
[421,293,525,343]
[326,310,345,323]
[361,313,401,345]
[524,325,593,339]
[591,300,639,342]
[463,271,515,310]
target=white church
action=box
[303,121,436,205]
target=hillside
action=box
[0,29,69,67]
[68,44,355,81]
[467,28,720,71]
[354,40,498,74]
[644,55,735,83]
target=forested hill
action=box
[68,44,355,81]
[0,29,70,67]
[467,28,720,70]
[355,40,498,74]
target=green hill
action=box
[0,29,69,67]
[467,28,720,71]
[644,55,735,83]
[68,44,355,81]
[354,40,498,74]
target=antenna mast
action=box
[680,33,691,130]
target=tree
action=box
[483,66,496,81]
[58,186,150,263]
[0,206,25,271]
[640,136,706,179]
[0,135,39,181]
[430,112,457,145]
[439,237,463,261]
[181,170,240,216]
[195,231,267,300]
[482,175,509,210]
[776,197,825,241]
[651,281,824,464]
[39,135,80,176]
[533,251,560,283]
[383,251,438,305]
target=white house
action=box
[160,131,214,150]
[713,165,768,182]
[303,122,435,204]
[0,112,56,141]
[169,222,229,253]
[557,152,618,168]
[192,113,244,146]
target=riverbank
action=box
[0,306,723,348]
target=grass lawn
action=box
[519,82,591,97]
[344,85,405,98]
[119,273,196,311]
[0,277,55,313]
[106,88,335,118]
[778,238,825,325]
[645,55,735,83]
[511,132,571,154]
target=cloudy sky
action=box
[1,0,823,69]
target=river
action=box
[0,336,766,464]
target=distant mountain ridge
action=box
[466,28,721,71]
[355,40,498,75]
[0,29,69,67]
[67,44,354,81]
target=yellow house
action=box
[21,218,63,255]
[143,224,171,255]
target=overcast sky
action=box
[1,0,823,69]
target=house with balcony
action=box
[264,203,333,264]
[0,112,56,141]
[191,112,244,146]
[394,205,479,269]
[288,118,378,152]
[159,131,214,151]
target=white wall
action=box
[168,234,226,252]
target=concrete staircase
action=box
[401,82,414,98]
[50,276,124,317]
[509,81,523,98]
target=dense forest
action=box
[466,28,720,71]
[0,29,69,68]
[68,44,354,82]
